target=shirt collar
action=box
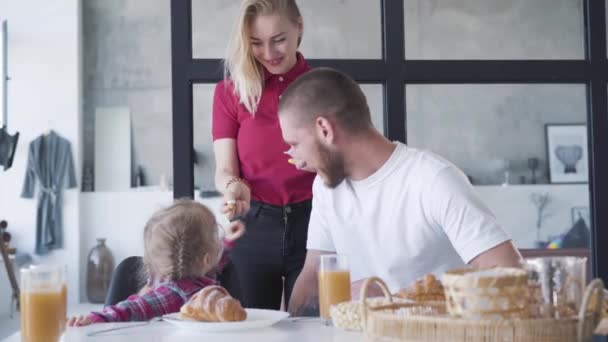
[263,52,309,82]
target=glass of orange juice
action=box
[20,265,67,342]
[317,254,350,324]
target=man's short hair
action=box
[278,67,372,132]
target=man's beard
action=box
[316,141,346,188]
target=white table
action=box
[5,318,365,342]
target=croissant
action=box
[395,274,445,302]
[180,285,247,322]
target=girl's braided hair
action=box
[142,199,223,283]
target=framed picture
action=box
[545,124,588,183]
[571,206,591,228]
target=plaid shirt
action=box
[89,240,234,323]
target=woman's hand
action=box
[67,315,93,327]
[224,220,246,242]
[221,181,251,221]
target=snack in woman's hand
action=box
[395,274,446,302]
[180,285,247,322]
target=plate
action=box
[162,309,289,332]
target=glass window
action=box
[360,84,384,133]
[191,0,237,59]
[406,84,590,249]
[404,0,585,60]
[193,84,217,195]
[83,0,171,89]
[192,0,382,59]
[298,0,381,59]
[83,0,172,191]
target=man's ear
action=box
[315,116,335,144]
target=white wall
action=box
[0,0,82,310]
[475,184,589,248]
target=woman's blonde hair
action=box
[224,0,302,114]
[142,199,223,282]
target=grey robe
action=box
[21,130,77,255]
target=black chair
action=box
[104,256,242,306]
[104,256,144,306]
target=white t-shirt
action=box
[307,142,511,292]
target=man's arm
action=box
[288,249,331,317]
[468,240,522,269]
[426,166,522,268]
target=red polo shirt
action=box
[212,53,314,206]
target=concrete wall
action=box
[405,0,584,59]
[407,84,587,185]
[0,0,82,309]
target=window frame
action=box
[170,0,608,289]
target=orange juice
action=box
[20,287,66,342]
[59,284,67,333]
[318,270,351,319]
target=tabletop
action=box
[8,317,608,341]
[5,317,365,342]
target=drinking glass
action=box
[317,254,351,324]
[20,264,67,342]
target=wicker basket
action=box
[360,277,604,342]
[330,296,411,331]
[442,267,530,319]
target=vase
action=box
[86,238,115,303]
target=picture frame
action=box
[571,206,591,228]
[545,124,588,183]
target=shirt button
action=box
[278,76,284,82]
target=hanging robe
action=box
[21,130,77,255]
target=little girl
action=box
[67,199,244,326]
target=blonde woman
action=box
[212,0,313,310]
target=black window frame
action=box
[171,1,608,293]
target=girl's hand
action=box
[224,220,246,242]
[221,181,251,220]
[67,315,93,327]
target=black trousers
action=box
[230,199,311,310]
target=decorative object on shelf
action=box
[561,217,591,249]
[0,219,14,254]
[200,189,221,198]
[159,173,169,191]
[530,192,551,248]
[527,157,539,184]
[0,219,20,316]
[545,124,588,183]
[571,206,591,228]
[476,158,509,185]
[82,163,94,192]
[86,238,115,303]
[501,170,510,187]
[546,234,565,249]
[134,165,146,187]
